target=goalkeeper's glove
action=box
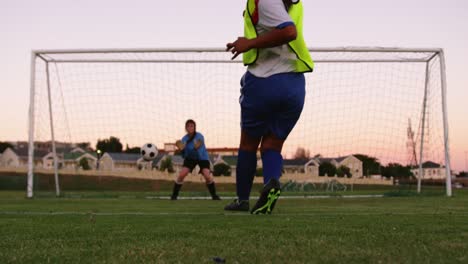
[175,140,185,150]
[194,139,203,149]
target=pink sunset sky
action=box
[1,0,467,171]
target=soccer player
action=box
[224,0,314,214]
[171,119,221,200]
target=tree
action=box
[159,157,175,173]
[381,163,413,179]
[78,157,91,170]
[457,171,468,178]
[294,147,310,159]
[213,163,231,176]
[319,161,336,177]
[125,144,141,154]
[0,142,14,153]
[76,142,91,150]
[354,154,382,176]
[96,137,123,153]
[337,165,352,178]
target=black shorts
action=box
[183,159,211,173]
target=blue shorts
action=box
[239,71,305,140]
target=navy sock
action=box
[261,150,283,184]
[236,150,257,201]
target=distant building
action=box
[314,155,363,178]
[13,141,76,154]
[41,148,96,170]
[215,155,238,167]
[412,161,447,180]
[163,143,177,154]
[283,158,320,175]
[0,147,20,167]
[211,154,362,178]
[99,152,141,171]
[207,147,239,156]
[63,152,98,170]
[0,147,48,168]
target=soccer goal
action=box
[27,47,452,197]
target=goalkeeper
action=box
[170,119,221,200]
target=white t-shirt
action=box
[247,0,297,78]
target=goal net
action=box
[27,48,452,197]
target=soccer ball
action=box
[141,143,158,161]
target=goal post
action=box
[27,47,452,197]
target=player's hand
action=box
[226,37,253,60]
[194,139,202,150]
[175,140,185,150]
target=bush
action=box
[337,165,352,178]
[319,162,336,177]
[79,158,91,170]
[160,157,175,173]
[213,163,231,177]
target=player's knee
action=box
[203,175,214,184]
[260,135,284,152]
[239,130,261,152]
[178,171,189,181]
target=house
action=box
[98,152,141,171]
[0,147,20,167]
[213,155,321,176]
[207,147,239,156]
[214,155,238,170]
[42,152,64,170]
[13,141,76,154]
[0,147,48,168]
[282,158,320,176]
[163,143,177,154]
[63,152,98,170]
[315,155,363,178]
[411,161,447,180]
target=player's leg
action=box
[171,160,196,200]
[199,162,221,200]
[225,130,261,211]
[225,72,266,211]
[250,134,284,214]
[251,72,306,214]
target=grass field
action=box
[0,189,467,264]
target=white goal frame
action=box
[27,47,452,197]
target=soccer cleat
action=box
[212,195,222,200]
[224,199,249,212]
[251,178,281,215]
[170,195,177,200]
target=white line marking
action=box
[145,195,385,200]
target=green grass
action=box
[0,190,467,263]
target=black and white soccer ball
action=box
[141,143,158,161]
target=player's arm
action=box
[226,26,296,59]
[227,0,296,59]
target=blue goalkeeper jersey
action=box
[181,132,209,161]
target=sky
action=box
[0,0,467,171]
